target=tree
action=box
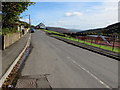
[2,2,35,28]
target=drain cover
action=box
[15,75,51,89]
[15,78,36,88]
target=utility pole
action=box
[20,14,31,26]
[29,14,31,27]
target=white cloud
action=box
[65,12,73,16]
[57,20,65,23]
[20,18,29,23]
[46,2,118,30]
[61,2,118,30]
[104,7,117,11]
[65,12,83,16]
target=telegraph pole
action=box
[20,14,31,28]
[29,14,31,28]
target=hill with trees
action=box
[77,22,120,35]
[46,27,73,33]
[39,22,119,37]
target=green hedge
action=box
[2,28,20,35]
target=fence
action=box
[76,35,119,52]
[51,35,119,60]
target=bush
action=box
[2,28,19,35]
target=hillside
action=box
[77,22,120,35]
[42,22,119,36]
[46,27,73,33]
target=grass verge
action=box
[52,35,120,53]
[41,29,120,53]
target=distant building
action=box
[36,23,46,29]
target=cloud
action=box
[57,20,65,23]
[65,12,83,16]
[45,2,118,30]
[104,7,117,11]
[20,18,29,23]
[62,2,118,30]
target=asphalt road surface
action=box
[21,30,118,88]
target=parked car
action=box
[29,28,35,33]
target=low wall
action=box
[3,33,20,49]
[2,28,29,50]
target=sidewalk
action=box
[2,33,30,78]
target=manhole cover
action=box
[15,75,51,89]
[15,78,36,88]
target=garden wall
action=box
[2,28,29,50]
[3,33,20,49]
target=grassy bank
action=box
[41,29,120,53]
[40,29,65,36]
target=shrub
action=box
[2,28,19,35]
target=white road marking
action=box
[67,57,112,89]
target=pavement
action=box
[0,35,2,50]
[0,49,2,79]
[20,30,118,88]
[0,35,2,78]
[1,33,30,78]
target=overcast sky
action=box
[20,1,118,30]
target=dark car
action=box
[29,28,35,33]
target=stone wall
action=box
[3,33,20,49]
[2,28,29,50]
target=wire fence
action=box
[75,35,120,52]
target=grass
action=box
[52,35,120,53]
[40,29,65,36]
[41,29,120,53]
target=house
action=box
[36,23,46,29]
[14,21,29,36]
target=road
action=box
[21,30,118,88]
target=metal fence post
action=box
[112,36,115,51]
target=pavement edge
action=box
[0,33,31,88]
